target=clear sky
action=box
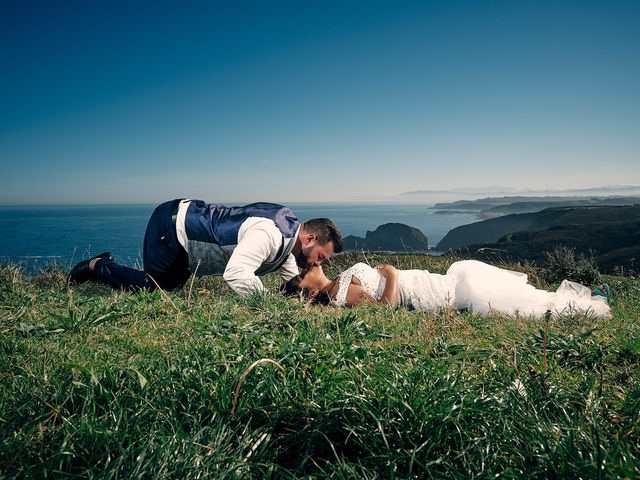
[1,0,639,205]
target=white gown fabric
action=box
[334,260,610,318]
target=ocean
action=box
[0,203,478,270]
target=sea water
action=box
[0,203,478,270]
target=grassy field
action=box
[1,253,639,479]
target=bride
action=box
[284,259,611,318]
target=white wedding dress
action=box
[334,260,610,318]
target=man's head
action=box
[294,218,343,268]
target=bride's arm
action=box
[345,285,376,307]
[342,266,400,307]
[376,264,399,306]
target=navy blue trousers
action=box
[93,200,190,291]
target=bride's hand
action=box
[375,264,398,278]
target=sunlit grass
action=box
[1,255,638,478]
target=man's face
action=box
[295,239,334,268]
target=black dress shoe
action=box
[68,252,113,285]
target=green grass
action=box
[1,254,639,479]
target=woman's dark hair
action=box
[281,276,303,297]
[310,290,332,306]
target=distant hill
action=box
[436,205,640,273]
[479,197,640,217]
[343,223,429,252]
[436,205,640,251]
[432,195,640,217]
[432,196,573,211]
[454,221,640,274]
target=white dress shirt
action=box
[176,200,299,295]
[223,217,300,295]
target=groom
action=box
[69,198,343,295]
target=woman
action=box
[284,260,611,318]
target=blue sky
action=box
[1,0,639,204]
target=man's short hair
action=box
[303,218,344,253]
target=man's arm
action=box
[223,220,281,295]
[278,253,299,282]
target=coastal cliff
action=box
[436,205,640,273]
[436,205,640,251]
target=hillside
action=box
[457,221,640,273]
[479,196,640,217]
[432,196,574,211]
[432,196,640,217]
[436,205,640,251]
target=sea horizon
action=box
[0,200,444,208]
[0,202,478,271]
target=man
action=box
[69,198,343,295]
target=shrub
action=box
[541,246,600,285]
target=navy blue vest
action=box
[183,201,300,276]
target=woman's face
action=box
[298,265,325,290]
